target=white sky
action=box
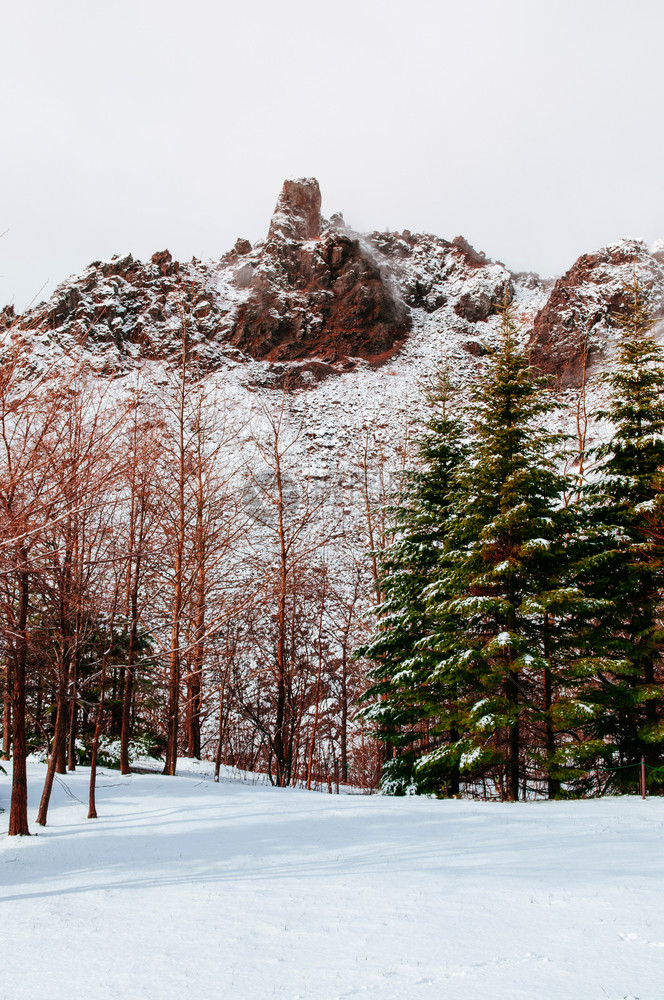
[2,0,664,310]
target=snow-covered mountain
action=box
[5,176,664,472]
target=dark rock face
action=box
[0,305,16,333]
[529,239,664,385]
[230,205,411,364]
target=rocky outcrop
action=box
[0,305,16,333]
[8,178,413,372]
[529,239,664,385]
[230,189,411,364]
[366,230,513,321]
[267,177,322,242]
[12,250,228,369]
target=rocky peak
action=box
[151,249,178,277]
[529,238,664,385]
[230,182,411,367]
[267,177,322,243]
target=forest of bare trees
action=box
[0,320,395,836]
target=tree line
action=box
[359,279,664,801]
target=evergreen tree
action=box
[360,298,597,800]
[419,297,577,800]
[357,372,467,795]
[359,285,664,800]
[582,275,664,783]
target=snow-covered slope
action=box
[1,759,663,1000]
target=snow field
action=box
[1,761,663,999]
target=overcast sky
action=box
[2,0,664,310]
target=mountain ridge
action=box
[8,177,662,393]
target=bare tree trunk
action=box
[8,547,30,836]
[2,658,12,760]
[306,655,323,792]
[120,551,141,775]
[273,451,289,788]
[186,497,206,760]
[89,619,115,818]
[336,569,363,787]
[163,589,182,776]
[55,542,73,776]
[120,457,150,775]
[54,714,67,774]
[120,655,134,775]
[306,583,326,791]
[37,652,69,826]
[67,655,78,771]
[163,326,188,776]
[340,651,348,783]
[214,660,231,783]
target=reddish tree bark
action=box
[8,546,30,836]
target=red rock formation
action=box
[0,305,16,333]
[529,239,664,385]
[151,249,179,277]
[6,179,413,373]
[230,179,411,365]
[267,177,322,243]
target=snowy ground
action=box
[1,761,663,1000]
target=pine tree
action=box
[357,372,467,795]
[418,297,579,801]
[582,275,664,784]
[360,298,598,800]
[359,287,664,800]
